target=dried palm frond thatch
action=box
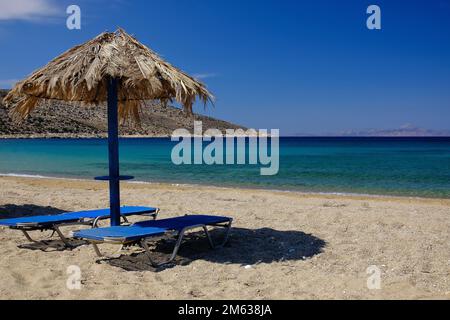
[4,28,213,123]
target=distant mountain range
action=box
[295,124,450,137]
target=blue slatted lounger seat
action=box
[73,215,233,267]
[0,206,159,246]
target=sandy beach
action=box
[0,176,449,300]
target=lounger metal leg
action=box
[140,230,186,268]
[92,243,103,257]
[21,230,37,243]
[91,242,133,258]
[203,220,233,249]
[92,215,128,228]
[203,226,215,248]
[91,208,159,228]
[170,230,186,261]
[52,226,72,247]
[20,229,53,246]
[140,241,159,267]
[21,227,74,248]
[92,217,101,228]
[219,220,233,247]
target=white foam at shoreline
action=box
[1,173,49,179]
[0,173,86,182]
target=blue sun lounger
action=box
[73,215,233,267]
[0,206,159,246]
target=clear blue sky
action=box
[0,0,449,135]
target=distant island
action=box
[332,124,450,137]
[0,89,245,138]
[295,124,450,137]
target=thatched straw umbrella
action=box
[4,28,213,226]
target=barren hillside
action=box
[0,89,244,138]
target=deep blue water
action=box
[0,137,449,198]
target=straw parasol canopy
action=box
[4,28,213,123]
[4,28,215,226]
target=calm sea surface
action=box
[0,137,449,198]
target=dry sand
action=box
[0,176,449,300]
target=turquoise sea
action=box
[0,137,449,198]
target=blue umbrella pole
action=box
[107,78,121,226]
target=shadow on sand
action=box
[0,204,67,219]
[104,227,326,272]
[0,205,326,269]
[0,204,86,251]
